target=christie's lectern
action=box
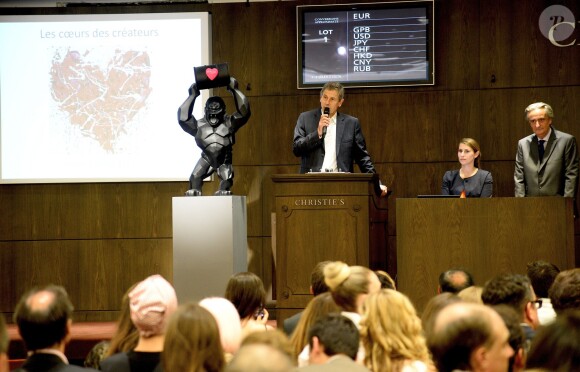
[272,173,389,323]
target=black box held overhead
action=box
[194,63,230,90]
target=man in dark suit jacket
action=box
[13,285,98,371]
[293,82,387,195]
[514,102,579,197]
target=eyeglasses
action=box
[530,299,543,309]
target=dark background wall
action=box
[1,0,579,320]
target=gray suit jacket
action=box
[293,109,376,174]
[514,127,579,197]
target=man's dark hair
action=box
[311,261,331,296]
[438,268,474,294]
[307,313,359,360]
[14,285,74,351]
[526,260,560,298]
[549,268,580,315]
[481,274,534,317]
[492,305,525,372]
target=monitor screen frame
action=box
[296,0,435,89]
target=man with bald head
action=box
[427,302,513,372]
[438,268,474,294]
[13,284,97,371]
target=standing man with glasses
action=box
[514,102,579,197]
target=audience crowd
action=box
[2,261,579,371]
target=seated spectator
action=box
[225,272,274,339]
[526,310,580,371]
[101,274,178,372]
[458,285,484,304]
[361,289,433,372]
[374,270,396,290]
[298,313,369,371]
[482,274,540,343]
[438,268,474,294]
[526,260,560,324]
[0,315,9,372]
[548,268,580,316]
[162,302,224,372]
[13,284,98,371]
[283,261,331,336]
[289,292,340,366]
[420,292,462,339]
[427,302,513,372]
[105,284,139,358]
[492,305,526,372]
[226,344,294,372]
[323,261,381,325]
[241,329,295,364]
[199,297,242,362]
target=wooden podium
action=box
[396,197,576,313]
[271,173,389,322]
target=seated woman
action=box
[441,138,493,197]
[225,272,274,339]
[324,261,381,326]
[161,302,224,372]
[361,289,435,372]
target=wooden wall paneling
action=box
[0,239,171,316]
[232,96,303,166]
[0,182,187,241]
[211,4,254,94]
[344,90,481,164]
[212,2,297,97]
[480,0,580,88]
[433,0,481,90]
[229,165,263,237]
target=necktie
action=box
[538,139,545,163]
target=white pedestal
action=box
[172,196,247,302]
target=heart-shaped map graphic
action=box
[205,67,219,80]
[50,49,152,152]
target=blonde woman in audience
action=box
[457,285,483,304]
[324,261,381,326]
[162,302,225,372]
[361,289,434,372]
[199,297,242,362]
[225,272,274,339]
[288,292,341,365]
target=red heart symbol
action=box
[206,67,218,81]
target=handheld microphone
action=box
[322,107,330,137]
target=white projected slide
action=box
[0,12,210,183]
